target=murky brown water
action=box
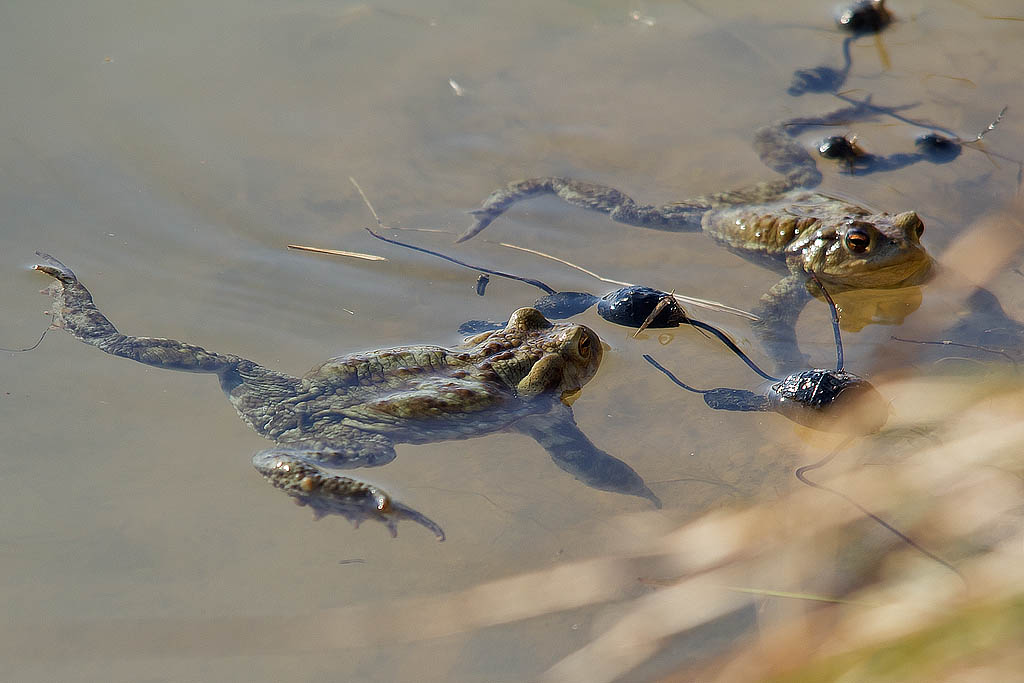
[2,1,1023,680]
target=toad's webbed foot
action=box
[458,177,705,242]
[253,451,445,540]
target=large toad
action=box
[33,253,659,540]
[458,101,933,369]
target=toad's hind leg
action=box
[33,252,241,373]
[34,252,305,437]
[458,177,706,242]
[253,449,445,540]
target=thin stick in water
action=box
[286,244,388,261]
[633,291,684,338]
[365,227,557,295]
[491,241,633,287]
[891,335,1018,367]
[493,241,759,321]
[349,176,384,227]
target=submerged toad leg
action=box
[32,252,438,539]
[751,273,815,370]
[254,449,445,539]
[509,402,662,508]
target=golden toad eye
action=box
[845,229,871,253]
[577,333,592,359]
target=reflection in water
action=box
[893,286,1024,366]
[832,284,923,332]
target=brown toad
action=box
[33,253,659,540]
[457,101,933,369]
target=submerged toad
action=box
[33,253,659,540]
[458,101,933,369]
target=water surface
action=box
[2,1,1023,680]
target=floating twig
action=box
[492,241,632,287]
[492,241,759,321]
[349,176,384,227]
[286,244,387,261]
[365,226,556,295]
[386,226,457,234]
[282,176,393,262]
[891,335,1018,367]
[634,291,682,338]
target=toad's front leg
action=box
[253,449,445,540]
[751,273,814,372]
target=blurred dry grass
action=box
[19,369,1019,680]
[319,369,1023,682]
[343,195,1024,681]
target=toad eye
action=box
[577,333,592,359]
[845,229,871,253]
